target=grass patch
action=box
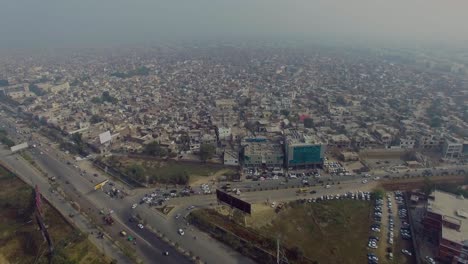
[190,200,372,264]
[258,200,372,264]
[106,156,230,185]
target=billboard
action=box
[10,142,28,152]
[216,189,251,214]
[99,131,112,144]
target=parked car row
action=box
[368,197,383,263]
[310,191,372,203]
[386,194,395,247]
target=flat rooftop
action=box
[428,190,468,244]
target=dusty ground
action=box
[0,168,109,264]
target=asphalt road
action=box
[1,112,255,264]
[1,109,468,264]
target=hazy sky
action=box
[1,0,468,49]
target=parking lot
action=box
[368,191,417,264]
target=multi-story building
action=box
[243,138,283,168]
[443,137,464,159]
[400,137,416,149]
[223,149,239,166]
[422,190,468,264]
[285,130,325,168]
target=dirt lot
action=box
[195,199,372,264]
[0,167,109,264]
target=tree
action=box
[430,116,442,128]
[280,109,290,117]
[336,95,347,106]
[199,144,215,162]
[126,164,146,182]
[102,91,118,103]
[422,177,435,197]
[28,84,46,96]
[303,118,314,128]
[90,115,102,124]
[91,97,102,104]
[144,141,167,157]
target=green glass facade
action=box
[287,144,324,166]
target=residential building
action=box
[443,137,464,159]
[223,149,239,166]
[422,190,468,264]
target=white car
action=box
[402,249,412,256]
[132,204,137,209]
[178,228,185,236]
[425,256,436,264]
[362,179,368,184]
[137,224,144,229]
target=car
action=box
[132,204,137,209]
[178,228,185,236]
[175,213,181,219]
[163,251,169,256]
[187,205,195,210]
[425,256,436,264]
[401,249,412,256]
[137,224,144,229]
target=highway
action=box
[0,111,256,264]
[1,107,468,264]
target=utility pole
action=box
[277,236,280,264]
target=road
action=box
[0,112,255,264]
[1,108,467,264]
[0,148,132,264]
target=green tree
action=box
[303,118,314,128]
[91,97,102,104]
[430,116,442,128]
[28,84,46,96]
[422,177,435,197]
[280,109,290,117]
[102,91,118,103]
[144,141,167,157]
[199,143,215,162]
[126,164,146,182]
[90,115,102,124]
[336,95,347,106]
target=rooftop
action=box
[428,190,468,244]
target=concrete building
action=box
[443,137,464,159]
[423,190,468,264]
[223,150,239,166]
[243,138,283,168]
[285,130,325,168]
[216,127,231,141]
[329,134,351,148]
[400,137,416,149]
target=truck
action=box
[297,188,308,194]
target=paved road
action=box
[2,109,467,264]
[1,112,256,264]
[0,147,132,264]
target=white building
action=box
[223,150,239,166]
[217,127,231,141]
[443,138,463,159]
[400,138,415,149]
